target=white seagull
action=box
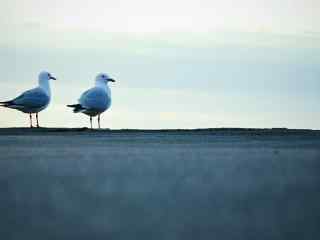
[67,73,115,129]
[0,71,56,128]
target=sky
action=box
[0,0,319,129]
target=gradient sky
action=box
[0,0,319,129]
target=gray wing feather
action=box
[13,88,49,108]
[79,87,110,110]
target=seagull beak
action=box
[50,76,57,80]
[108,78,115,82]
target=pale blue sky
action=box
[0,0,319,129]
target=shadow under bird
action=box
[0,71,56,128]
[67,73,115,129]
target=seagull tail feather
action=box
[0,100,13,107]
[67,104,85,113]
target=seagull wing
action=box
[79,87,109,110]
[9,88,50,108]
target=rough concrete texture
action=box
[0,128,320,239]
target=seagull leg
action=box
[29,114,33,128]
[36,113,40,128]
[90,116,93,129]
[98,115,101,129]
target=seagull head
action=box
[95,73,115,85]
[39,71,57,82]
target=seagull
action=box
[0,71,56,128]
[67,73,115,129]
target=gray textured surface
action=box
[0,129,320,239]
